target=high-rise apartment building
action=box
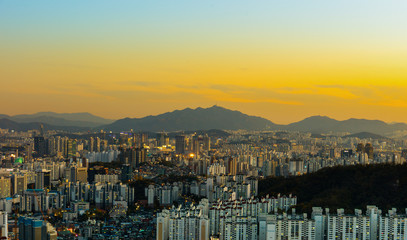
[76,167,88,183]
[12,174,27,195]
[18,217,57,240]
[34,136,47,157]
[0,177,11,199]
[327,209,371,240]
[35,170,51,190]
[227,158,237,175]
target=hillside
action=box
[344,132,387,140]
[259,164,407,213]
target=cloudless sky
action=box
[1,0,407,123]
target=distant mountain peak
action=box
[103,105,276,132]
[209,104,223,109]
[1,107,407,135]
[305,115,335,120]
[0,111,114,128]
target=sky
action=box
[1,0,407,124]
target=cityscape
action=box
[2,1,407,240]
[1,107,407,239]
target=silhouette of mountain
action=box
[102,105,277,132]
[344,132,388,140]
[1,112,114,127]
[0,118,87,131]
[285,116,340,133]
[2,107,407,134]
[284,116,407,135]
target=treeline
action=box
[259,164,407,214]
[89,161,122,169]
[158,174,199,184]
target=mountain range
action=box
[102,106,275,132]
[1,106,407,136]
[283,116,407,135]
[0,112,114,128]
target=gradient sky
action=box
[1,1,407,124]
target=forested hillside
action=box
[259,164,407,213]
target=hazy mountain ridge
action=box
[1,107,407,135]
[0,118,87,132]
[102,105,277,132]
[0,112,114,127]
[343,132,388,140]
[283,116,407,135]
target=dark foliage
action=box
[129,179,154,200]
[160,160,175,167]
[259,164,407,213]
[162,174,199,183]
[89,161,122,169]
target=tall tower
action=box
[0,211,7,239]
[175,135,186,154]
[89,137,94,152]
[95,137,101,152]
[203,134,211,152]
[141,133,148,146]
[157,132,169,147]
[365,143,374,159]
[192,134,200,155]
[34,136,47,157]
[25,143,33,161]
[67,139,77,158]
[228,158,237,175]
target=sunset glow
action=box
[1,1,407,123]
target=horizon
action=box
[2,105,407,125]
[2,2,407,235]
[2,1,407,124]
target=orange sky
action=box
[1,1,407,124]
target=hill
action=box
[0,118,88,132]
[344,132,387,140]
[1,112,114,127]
[2,107,407,134]
[284,116,407,135]
[285,116,339,133]
[102,105,277,132]
[259,164,407,213]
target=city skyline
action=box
[2,2,407,239]
[2,1,407,124]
